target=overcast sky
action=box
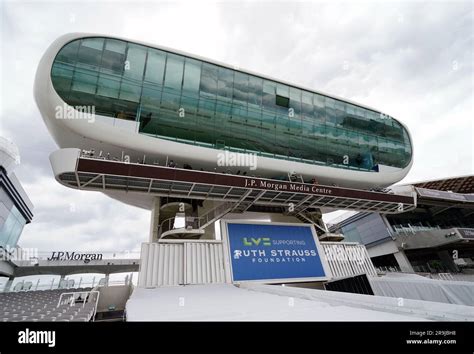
[0,0,472,253]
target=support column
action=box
[104,274,110,286]
[149,197,161,243]
[393,251,414,273]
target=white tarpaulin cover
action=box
[369,273,474,306]
[126,283,474,321]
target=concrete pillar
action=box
[104,274,110,286]
[393,251,414,273]
[437,250,459,273]
[3,276,14,292]
[149,197,161,243]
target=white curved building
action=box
[34,33,413,210]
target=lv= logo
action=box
[242,237,271,246]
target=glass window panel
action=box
[274,112,289,157]
[231,102,247,122]
[301,118,315,161]
[0,214,12,247]
[276,84,289,97]
[301,91,314,117]
[200,63,218,98]
[215,101,232,146]
[325,97,337,125]
[76,38,104,69]
[100,39,126,75]
[355,106,365,119]
[71,68,98,94]
[313,94,325,108]
[198,96,216,119]
[164,53,184,90]
[248,76,262,106]
[114,99,139,121]
[289,88,301,115]
[97,74,121,98]
[276,95,290,108]
[217,67,233,99]
[105,39,126,53]
[179,95,198,143]
[313,123,327,163]
[139,84,162,130]
[196,99,215,145]
[51,64,74,96]
[262,80,275,108]
[335,100,345,111]
[233,72,248,102]
[246,109,261,152]
[183,58,201,94]
[346,104,356,115]
[334,100,345,126]
[367,110,378,121]
[119,82,141,102]
[325,96,335,109]
[160,90,180,111]
[56,40,80,64]
[144,48,166,84]
[313,94,325,123]
[124,44,146,81]
[289,115,303,160]
[325,126,342,164]
[225,103,246,150]
[6,219,24,248]
[247,106,261,126]
[263,80,275,94]
[260,110,275,155]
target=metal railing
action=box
[393,224,441,235]
[1,273,135,293]
[159,216,200,236]
[57,290,100,321]
[158,202,236,238]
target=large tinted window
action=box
[51,37,412,170]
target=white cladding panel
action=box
[138,241,226,287]
[321,242,377,279]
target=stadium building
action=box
[329,176,474,275]
[0,137,34,279]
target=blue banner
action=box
[226,223,327,282]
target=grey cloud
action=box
[1,0,472,253]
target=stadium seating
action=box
[0,288,96,322]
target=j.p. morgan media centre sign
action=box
[223,222,330,283]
